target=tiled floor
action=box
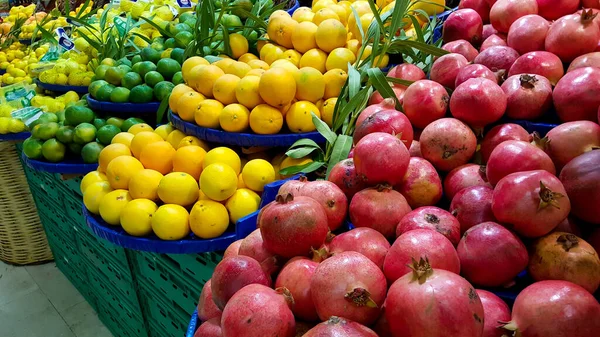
[0,260,112,337]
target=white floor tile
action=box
[25,262,85,313]
[0,260,39,306]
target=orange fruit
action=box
[261,44,286,65]
[140,141,176,175]
[299,48,328,73]
[281,50,302,67]
[245,69,266,77]
[312,0,336,13]
[129,169,164,201]
[128,123,154,134]
[178,136,210,151]
[106,156,145,190]
[270,10,291,21]
[258,68,296,108]
[182,56,209,82]
[219,104,250,133]
[321,97,337,127]
[98,143,131,173]
[249,104,284,135]
[295,67,325,102]
[226,62,252,78]
[292,7,315,22]
[270,59,299,75]
[213,58,236,72]
[238,53,259,63]
[176,91,205,122]
[189,65,224,97]
[267,17,297,48]
[323,68,348,99]
[195,99,224,129]
[169,84,195,113]
[312,8,339,25]
[130,131,163,158]
[247,59,269,70]
[213,74,241,105]
[315,19,347,53]
[173,145,207,181]
[229,33,249,59]
[157,172,199,206]
[326,48,356,72]
[345,39,361,56]
[292,21,318,54]
[111,132,135,147]
[235,76,264,109]
[286,101,321,133]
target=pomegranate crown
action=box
[407,257,433,284]
[275,193,294,204]
[537,181,565,210]
[556,233,579,251]
[580,9,598,24]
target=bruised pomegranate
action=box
[396,157,442,208]
[402,80,449,129]
[349,185,412,239]
[545,121,600,169]
[444,164,491,201]
[567,52,600,72]
[492,170,571,238]
[480,34,507,51]
[430,53,470,89]
[420,118,477,172]
[482,24,499,39]
[486,140,556,186]
[211,256,272,310]
[458,222,528,287]
[529,232,600,293]
[198,280,222,321]
[195,318,222,337]
[386,259,485,337]
[553,67,600,122]
[223,239,242,259]
[396,206,461,246]
[328,228,391,270]
[298,180,348,231]
[490,0,538,33]
[501,280,600,337]
[450,78,507,128]
[278,176,307,196]
[275,257,319,321]
[455,64,497,87]
[474,46,519,72]
[476,290,512,337]
[311,251,387,325]
[442,40,479,61]
[259,194,329,258]
[480,123,531,162]
[507,15,549,54]
[383,229,460,283]
[387,63,426,89]
[221,284,295,337]
[501,74,552,120]
[353,109,413,147]
[353,132,410,186]
[359,98,396,126]
[239,229,279,274]
[328,159,366,199]
[559,150,600,224]
[443,9,483,45]
[459,0,491,23]
[508,51,564,85]
[450,186,497,233]
[409,140,422,157]
[545,10,600,63]
[537,0,582,20]
[303,316,378,337]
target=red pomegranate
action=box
[567,52,600,72]
[545,10,600,63]
[275,257,319,321]
[349,185,412,239]
[298,180,348,231]
[211,256,272,310]
[507,15,549,54]
[474,46,519,72]
[430,53,470,89]
[480,34,507,51]
[546,121,600,170]
[328,158,367,199]
[221,284,295,337]
[353,132,410,186]
[492,170,571,237]
[387,63,426,89]
[295,322,315,336]
[328,228,391,270]
[457,222,529,287]
[455,64,497,87]
[459,0,491,23]
[482,24,499,39]
[476,290,512,337]
[589,229,600,253]
[409,140,422,157]
[383,229,460,283]
[402,80,449,129]
[582,0,600,8]
[198,280,222,322]
[223,239,242,259]
[311,251,387,325]
[508,51,564,85]
[450,186,497,233]
[368,88,405,107]
[559,150,600,224]
[450,78,507,128]
[396,157,443,208]
[486,140,556,186]
[420,118,477,172]
[443,9,484,45]
[490,0,539,33]
[501,74,552,120]
[278,176,307,196]
[501,280,600,337]
[553,67,600,122]
[303,316,378,337]
[444,164,491,200]
[358,97,396,127]
[442,40,479,61]
[396,206,461,246]
[353,109,413,147]
[195,318,222,337]
[239,229,279,274]
[259,194,329,258]
[536,0,582,20]
[554,216,583,236]
[485,0,498,5]
[385,259,485,337]
[480,123,531,162]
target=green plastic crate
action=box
[33,191,74,242]
[138,281,191,337]
[21,164,64,202]
[166,252,222,285]
[56,174,83,198]
[95,299,148,337]
[54,251,97,311]
[78,224,131,274]
[63,192,87,230]
[147,320,172,337]
[44,218,85,272]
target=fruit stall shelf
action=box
[86,96,161,114]
[186,310,198,337]
[35,78,89,94]
[0,132,31,141]
[21,153,99,174]
[169,111,326,147]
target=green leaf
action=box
[386,76,415,88]
[333,86,369,132]
[312,112,337,145]
[348,64,361,98]
[289,138,321,149]
[235,8,268,30]
[368,68,397,104]
[286,146,321,159]
[156,96,170,125]
[389,38,448,56]
[326,135,353,178]
[279,161,325,176]
[350,7,365,42]
[389,0,411,37]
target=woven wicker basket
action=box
[0,142,53,265]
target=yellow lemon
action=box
[238,53,259,63]
[312,8,340,25]
[242,159,276,192]
[329,4,348,25]
[349,12,374,43]
[270,59,299,75]
[351,1,373,17]
[130,131,163,158]
[345,39,361,56]
[169,84,195,113]
[270,9,292,20]
[157,172,199,206]
[258,67,296,109]
[315,19,347,53]
[189,200,230,238]
[128,123,154,135]
[245,69,266,77]
[373,53,390,68]
[237,174,246,188]
[213,74,241,105]
[151,204,190,240]
[225,188,261,223]
[111,132,135,148]
[166,129,187,149]
[219,103,250,133]
[178,136,210,151]
[280,157,314,178]
[129,169,163,201]
[195,99,224,129]
[286,101,321,133]
[173,145,206,181]
[247,59,269,70]
[138,141,174,175]
[235,75,264,110]
[177,91,206,122]
[323,68,348,99]
[200,163,238,201]
[249,104,284,135]
[312,0,336,12]
[214,58,236,72]
[106,156,145,190]
[203,147,241,174]
[182,56,209,81]
[292,21,318,54]
[295,66,325,102]
[226,61,252,78]
[299,48,328,73]
[267,17,297,49]
[99,189,132,225]
[229,33,249,59]
[292,7,314,22]
[190,65,224,97]
[154,124,175,141]
[80,171,107,194]
[83,181,113,215]
[326,48,356,72]
[262,44,286,65]
[120,199,157,237]
[321,97,337,127]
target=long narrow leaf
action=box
[389,38,448,56]
[368,68,396,101]
[326,135,353,178]
[311,112,337,145]
[279,161,325,176]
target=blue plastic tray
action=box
[21,153,98,174]
[0,69,5,75]
[170,112,325,148]
[432,8,455,42]
[35,79,88,94]
[0,132,30,142]
[507,119,557,137]
[286,0,299,15]
[186,310,198,337]
[86,96,160,114]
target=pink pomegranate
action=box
[409,140,422,157]
[589,229,600,253]
[490,0,539,33]
[568,52,600,72]
[553,67,600,122]
[278,176,307,196]
[275,257,319,321]
[501,74,552,120]
[311,251,387,325]
[367,88,405,107]
[480,123,531,162]
[402,80,449,129]
[385,259,485,337]
[298,180,348,231]
[457,222,528,287]
[459,0,491,23]
[450,186,497,233]
[373,306,393,337]
[486,140,556,186]
[536,0,582,20]
[508,51,564,85]
[482,24,498,39]
[476,290,512,337]
[443,9,484,45]
[349,185,412,239]
[444,164,491,200]
[485,0,498,5]
[259,194,329,258]
[450,78,507,128]
[474,46,519,72]
[396,206,461,246]
[328,228,391,270]
[211,256,272,310]
[353,132,410,186]
[223,240,242,258]
[582,0,600,8]
[195,318,222,337]
[430,53,470,89]
[480,34,507,51]
[360,97,396,126]
[507,15,549,54]
[198,280,222,321]
[545,10,600,63]
[396,157,443,208]
[387,63,426,89]
[239,229,279,274]
[221,284,295,337]
[303,316,378,337]
[546,121,600,169]
[420,118,477,172]
[328,158,367,199]
[353,109,413,147]
[492,170,571,237]
[559,150,600,224]
[529,232,600,293]
[501,280,600,337]
[554,216,583,236]
[442,40,479,61]
[455,64,497,87]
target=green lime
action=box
[156,58,181,81]
[150,41,164,51]
[172,71,184,85]
[101,58,117,66]
[37,112,58,124]
[94,65,110,80]
[232,0,252,19]
[56,110,66,123]
[106,117,124,130]
[81,142,105,163]
[32,122,60,140]
[73,123,97,144]
[129,85,154,103]
[121,117,145,132]
[95,84,115,102]
[144,71,164,88]
[93,118,106,130]
[141,47,161,64]
[118,57,132,67]
[222,14,243,28]
[68,142,83,155]
[23,137,43,159]
[64,105,95,126]
[183,17,196,29]
[164,37,176,49]
[118,64,132,73]
[110,87,130,103]
[179,12,195,24]
[170,48,185,65]
[131,55,142,65]
[97,124,121,145]
[41,139,66,163]
[174,23,192,34]
[136,61,157,78]
[165,22,177,35]
[105,67,127,86]
[89,80,109,99]
[154,81,175,101]
[55,125,74,143]
[131,63,141,74]
[175,31,194,49]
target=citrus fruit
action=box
[282,50,302,67]
[238,53,258,64]
[200,163,238,201]
[151,204,190,240]
[182,56,209,81]
[106,155,144,189]
[242,159,276,192]
[144,70,164,87]
[109,87,130,103]
[270,59,299,75]
[120,199,158,237]
[81,171,108,194]
[106,117,125,130]
[321,97,337,127]
[127,123,153,135]
[349,12,373,43]
[189,200,230,238]
[237,174,246,188]
[229,33,249,59]
[175,31,194,48]
[177,91,205,122]
[94,65,110,80]
[178,136,209,151]
[130,131,163,158]
[247,60,269,70]
[154,81,175,101]
[111,132,135,147]
[326,47,356,72]
[141,47,161,63]
[136,61,157,78]
[166,129,186,148]
[323,68,348,99]
[194,99,224,129]
[292,6,315,22]
[245,69,266,77]
[345,39,360,56]
[154,124,174,141]
[286,101,321,133]
[99,189,132,225]
[212,74,241,105]
[157,172,199,206]
[329,4,348,25]
[258,67,296,108]
[140,141,176,175]
[312,0,336,12]
[190,65,224,97]
[249,104,284,134]
[105,67,127,86]
[39,138,65,162]
[169,84,195,113]
[313,8,340,25]
[267,16,297,49]
[315,19,347,53]
[299,48,328,73]
[129,169,164,201]
[226,61,252,78]
[89,80,109,98]
[72,123,96,144]
[219,103,250,132]
[55,125,74,144]
[295,66,326,102]
[95,84,115,102]
[373,53,389,68]
[64,105,94,126]
[129,84,154,103]
[235,76,264,109]
[291,21,318,54]
[270,9,291,20]
[173,146,206,181]
[261,44,286,65]
[33,122,59,140]
[225,188,261,223]
[98,143,131,173]
[81,142,105,164]
[121,72,143,89]
[121,117,145,132]
[203,147,241,174]
[83,181,113,215]
[280,156,314,177]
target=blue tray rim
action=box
[35,78,89,94]
[186,309,198,337]
[21,151,98,174]
[86,96,161,114]
[0,132,31,142]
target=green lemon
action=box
[121,117,145,132]
[118,57,132,67]
[41,139,66,163]
[156,58,181,81]
[101,58,117,66]
[55,125,74,143]
[136,61,157,78]
[95,84,115,102]
[64,105,95,126]
[144,71,164,88]
[94,65,110,80]
[118,64,132,73]
[37,112,58,124]
[154,81,175,101]
[93,118,106,130]
[89,80,109,99]
[174,23,192,33]
[97,124,121,145]
[179,12,195,24]
[222,14,243,28]
[23,137,43,159]
[141,47,161,64]
[81,142,104,163]
[106,117,124,130]
[110,87,131,103]
[105,67,127,86]
[150,41,165,51]
[131,55,142,65]
[33,122,60,140]
[172,71,184,85]
[170,48,185,65]
[56,110,66,123]
[73,123,97,144]
[183,17,197,29]
[122,72,143,89]
[164,37,176,49]
[129,85,154,103]
[175,31,194,49]
[68,142,83,155]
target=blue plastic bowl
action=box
[187,310,199,337]
[0,132,30,142]
[86,96,161,114]
[21,153,98,174]
[35,79,89,94]
[286,0,299,15]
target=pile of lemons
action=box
[39,49,95,87]
[30,91,81,113]
[81,124,283,241]
[0,105,26,134]
[0,43,47,85]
